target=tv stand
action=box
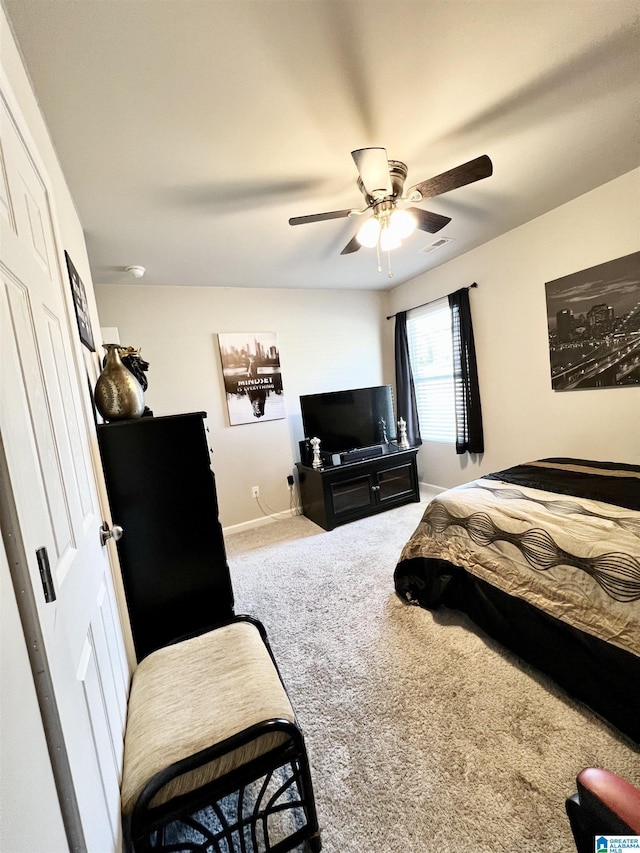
[296,446,419,531]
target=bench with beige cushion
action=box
[121,615,321,852]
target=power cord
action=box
[252,477,302,520]
[254,493,283,520]
[288,479,302,516]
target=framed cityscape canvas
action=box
[65,251,95,351]
[545,251,640,391]
[217,332,286,425]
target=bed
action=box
[393,458,640,743]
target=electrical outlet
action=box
[251,486,260,499]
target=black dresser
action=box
[98,412,234,660]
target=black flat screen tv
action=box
[300,385,396,453]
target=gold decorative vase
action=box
[94,344,145,421]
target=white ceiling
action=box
[4,0,639,291]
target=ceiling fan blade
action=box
[407,155,493,202]
[408,207,452,234]
[351,147,393,198]
[289,208,356,226]
[340,234,361,255]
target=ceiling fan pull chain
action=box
[376,240,382,274]
[387,251,394,279]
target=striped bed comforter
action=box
[394,458,640,658]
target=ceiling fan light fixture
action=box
[289,148,492,273]
[351,147,393,198]
[389,208,417,240]
[356,217,381,248]
[380,226,401,252]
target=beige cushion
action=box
[121,621,296,814]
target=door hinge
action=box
[35,546,56,603]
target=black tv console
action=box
[296,446,420,531]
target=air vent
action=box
[419,237,454,254]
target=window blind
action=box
[406,298,455,443]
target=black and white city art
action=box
[545,252,640,391]
[217,332,286,425]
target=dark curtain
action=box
[394,311,422,447]
[448,287,484,454]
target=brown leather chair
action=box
[566,768,640,852]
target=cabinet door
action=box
[376,463,416,504]
[330,473,374,517]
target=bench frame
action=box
[123,615,322,853]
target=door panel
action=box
[77,630,122,839]
[330,473,374,516]
[377,463,415,503]
[4,273,73,561]
[1,78,129,851]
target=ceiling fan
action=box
[289,148,493,273]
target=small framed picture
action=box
[65,251,95,352]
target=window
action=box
[406,298,455,442]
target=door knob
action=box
[100,522,124,546]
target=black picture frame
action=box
[65,251,95,352]
[545,251,640,391]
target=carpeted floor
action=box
[225,501,639,853]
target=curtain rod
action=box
[386,282,478,320]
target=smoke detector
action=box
[125,265,145,279]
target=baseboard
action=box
[419,481,446,501]
[223,509,293,536]
[224,485,441,535]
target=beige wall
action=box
[94,285,390,528]
[386,169,640,489]
[96,171,640,527]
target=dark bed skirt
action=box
[394,557,640,745]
